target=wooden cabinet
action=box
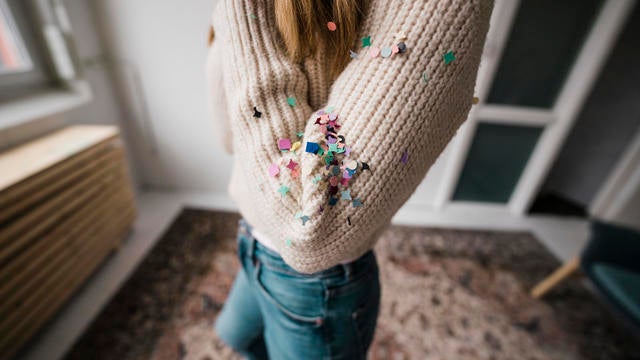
[0,125,136,359]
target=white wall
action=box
[90,0,232,192]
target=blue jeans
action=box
[214,219,381,360]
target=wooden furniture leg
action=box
[530,256,581,299]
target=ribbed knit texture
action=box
[209,0,494,274]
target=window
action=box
[0,0,90,129]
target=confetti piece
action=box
[268,163,280,177]
[401,150,409,164]
[297,131,304,138]
[291,167,300,178]
[313,175,322,184]
[392,45,399,55]
[327,21,337,31]
[294,211,303,219]
[369,46,380,58]
[278,138,291,150]
[285,238,292,247]
[361,162,370,171]
[473,97,480,105]
[352,198,363,207]
[341,189,352,200]
[361,36,371,48]
[291,141,301,152]
[422,72,429,84]
[286,159,298,170]
[300,215,310,225]
[347,216,351,225]
[318,205,324,214]
[287,97,296,106]
[350,50,358,59]
[444,51,455,64]
[328,197,338,206]
[381,46,392,58]
[253,107,262,118]
[305,142,320,153]
[397,42,407,53]
[278,184,290,197]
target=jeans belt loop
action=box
[248,233,257,266]
[342,262,353,281]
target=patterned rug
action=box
[65,209,640,360]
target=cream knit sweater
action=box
[207,0,494,274]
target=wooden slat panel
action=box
[0,161,132,289]
[0,126,137,359]
[0,126,118,193]
[0,173,133,318]
[0,211,134,360]
[0,157,124,263]
[0,140,122,224]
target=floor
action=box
[64,209,640,359]
[15,190,592,360]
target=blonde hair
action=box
[208,1,366,79]
[274,0,366,79]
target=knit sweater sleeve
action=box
[220,0,494,273]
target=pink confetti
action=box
[268,163,280,177]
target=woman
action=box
[206,0,493,358]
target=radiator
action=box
[0,125,136,359]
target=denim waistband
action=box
[238,218,376,280]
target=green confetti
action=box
[287,97,296,107]
[313,175,322,184]
[443,51,455,64]
[278,184,290,197]
[296,131,304,138]
[285,238,292,247]
[361,36,371,48]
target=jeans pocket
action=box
[253,260,325,327]
[348,273,381,357]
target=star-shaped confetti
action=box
[253,107,262,118]
[287,97,296,106]
[300,215,310,225]
[350,50,358,59]
[313,175,322,184]
[278,184,290,197]
[352,198,363,207]
[297,131,304,138]
[361,162,370,171]
[443,51,455,64]
[341,189,352,200]
[361,36,371,47]
[286,159,298,170]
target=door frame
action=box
[433,0,637,216]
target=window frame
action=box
[0,0,91,130]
